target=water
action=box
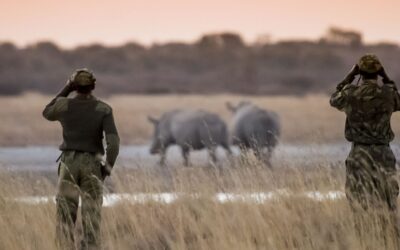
[13,190,346,207]
[1,143,399,171]
[3,143,399,206]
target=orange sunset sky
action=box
[1,0,400,48]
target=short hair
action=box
[76,84,95,94]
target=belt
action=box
[56,150,97,162]
[63,150,96,154]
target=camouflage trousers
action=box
[346,144,400,247]
[345,143,399,211]
[56,151,103,250]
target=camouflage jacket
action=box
[330,79,400,144]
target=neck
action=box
[362,77,378,81]
[76,93,93,99]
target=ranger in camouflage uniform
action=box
[330,54,400,241]
[43,69,120,250]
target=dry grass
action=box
[2,93,400,249]
[0,160,399,250]
[0,93,385,146]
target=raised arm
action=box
[380,68,400,112]
[330,65,358,111]
[42,81,75,121]
[330,77,358,110]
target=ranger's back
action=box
[44,69,120,249]
[50,96,115,154]
[330,54,400,144]
[42,68,119,169]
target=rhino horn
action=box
[226,102,236,112]
[147,116,159,124]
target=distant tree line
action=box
[0,27,399,96]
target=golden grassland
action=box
[0,162,399,250]
[2,94,400,249]
[0,92,381,146]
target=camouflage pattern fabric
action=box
[330,78,400,210]
[345,143,400,249]
[330,79,400,145]
[331,60,400,246]
[345,144,399,211]
[346,144,400,249]
[330,77,400,249]
[56,151,103,250]
[358,54,383,74]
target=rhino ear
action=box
[226,102,236,112]
[147,116,159,124]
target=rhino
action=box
[226,101,280,166]
[148,109,231,166]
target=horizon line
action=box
[2,28,399,50]
[2,37,399,50]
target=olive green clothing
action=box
[345,144,399,211]
[330,79,400,145]
[56,151,103,250]
[43,89,119,249]
[43,94,120,167]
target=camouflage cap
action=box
[70,68,96,86]
[357,54,382,74]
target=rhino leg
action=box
[265,146,275,168]
[159,150,167,166]
[220,141,232,156]
[181,146,190,167]
[262,155,272,168]
[254,147,272,168]
[208,147,217,165]
[236,145,243,156]
[236,145,248,165]
[253,147,262,160]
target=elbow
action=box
[329,94,341,109]
[329,100,343,111]
[113,134,120,149]
[42,109,48,118]
[107,134,120,153]
[329,99,336,108]
[112,140,120,156]
[114,137,120,155]
[42,110,55,121]
[106,134,120,167]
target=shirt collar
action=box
[74,94,96,100]
[362,79,378,85]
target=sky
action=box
[1,0,400,48]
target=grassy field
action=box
[0,93,362,146]
[0,161,399,250]
[2,93,400,249]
